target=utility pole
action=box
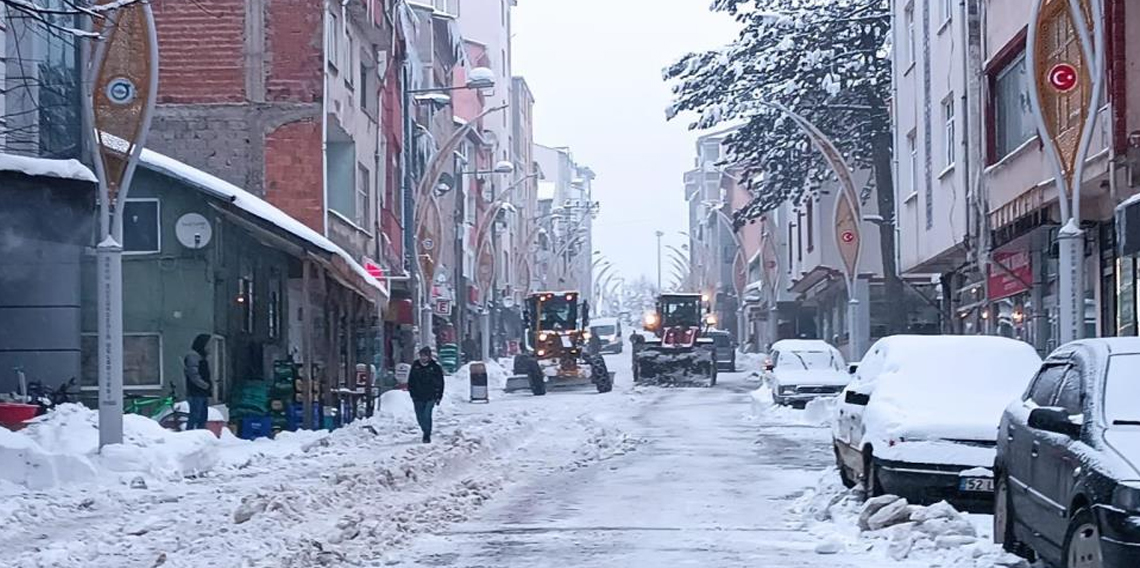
[655,230,664,292]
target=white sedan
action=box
[765,339,850,408]
[832,335,1042,511]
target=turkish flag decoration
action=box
[1032,0,1094,186]
[835,193,861,282]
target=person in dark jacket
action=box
[408,346,445,443]
[184,334,212,430]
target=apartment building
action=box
[894,0,1138,353]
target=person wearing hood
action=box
[184,334,212,430]
[407,346,445,443]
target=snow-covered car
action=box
[832,335,1042,510]
[764,339,849,407]
[995,338,1140,568]
[589,317,624,354]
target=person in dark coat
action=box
[408,346,445,443]
[184,334,212,430]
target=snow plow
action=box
[632,293,718,387]
[507,291,614,395]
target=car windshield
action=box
[778,350,836,370]
[593,325,616,336]
[1105,353,1140,426]
[711,334,730,347]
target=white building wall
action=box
[893,0,970,275]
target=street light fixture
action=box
[409,66,496,95]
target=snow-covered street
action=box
[2,347,1031,568]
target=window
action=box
[1105,354,1140,425]
[806,199,814,252]
[787,223,793,266]
[326,11,340,71]
[904,2,915,68]
[268,274,281,341]
[1056,366,1084,415]
[942,95,956,168]
[346,33,355,88]
[907,130,918,192]
[123,199,160,254]
[1026,363,1067,406]
[796,215,803,262]
[993,52,1036,160]
[81,333,163,389]
[356,164,371,229]
[239,276,255,334]
[360,60,369,111]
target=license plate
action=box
[959,477,994,493]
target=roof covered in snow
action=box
[137,149,386,298]
[0,153,97,183]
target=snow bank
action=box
[0,404,222,490]
[792,470,1030,567]
[748,385,835,427]
[0,152,97,182]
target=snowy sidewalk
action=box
[0,366,636,568]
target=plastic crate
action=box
[239,416,274,440]
[286,404,321,431]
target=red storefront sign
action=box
[988,251,1032,301]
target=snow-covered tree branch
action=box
[665,0,906,333]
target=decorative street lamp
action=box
[1026,0,1104,344]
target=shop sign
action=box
[988,251,1033,301]
[434,299,453,317]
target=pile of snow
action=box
[748,384,835,427]
[2,385,632,568]
[0,404,219,490]
[792,470,1029,567]
[735,350,768,376]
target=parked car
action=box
[765,339,849,407]
[705,330,736,372]
[832,335,1041,511]
[994,338,1140,567]
[589,317,624,354]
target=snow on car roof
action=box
[590,317,618,326]
[770,339,838,353]
[859,335,1042,442]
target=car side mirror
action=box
[844,390,871,406]
[1028,407,1082,438]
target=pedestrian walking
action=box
[184,334,212,430]
[408,346,445,443]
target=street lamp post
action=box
[655,230,665,292]
[1026,0,1104,345]
[85,2,160,448]
[402,64,504,354]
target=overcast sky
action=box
[512,1,739,287]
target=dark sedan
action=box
[995,338,1140,568]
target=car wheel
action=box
[835,445,856,489]
[994,473,1035,560]
[1063,507,1104,568]
[863,448,883,497]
